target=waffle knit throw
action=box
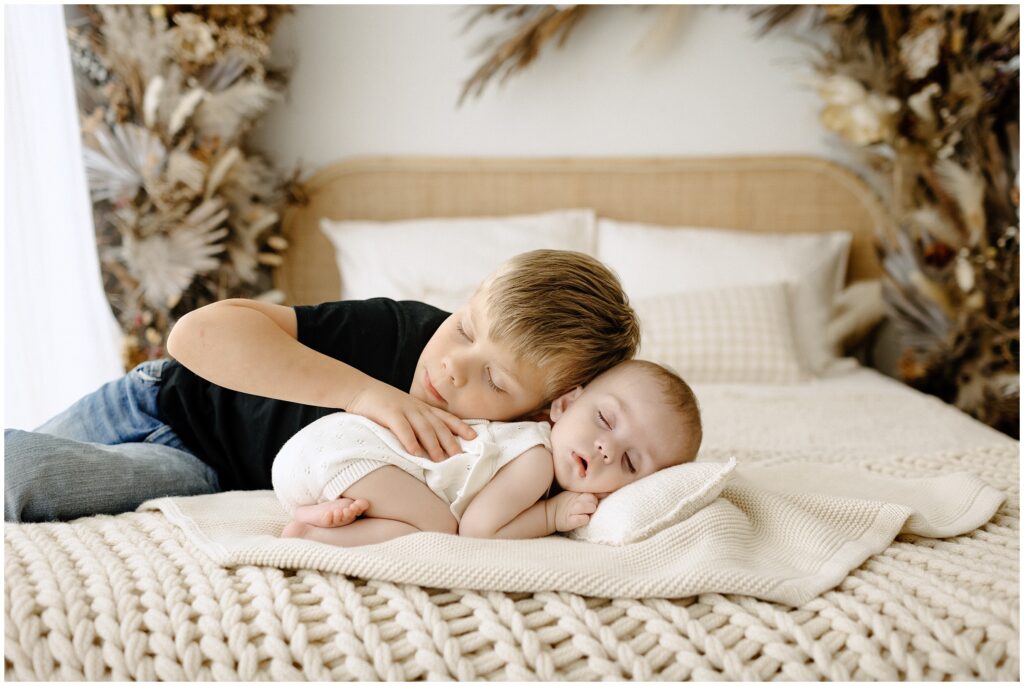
[137,461,1004,606]
[7,374,1017,680]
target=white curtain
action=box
[4,5,123,430]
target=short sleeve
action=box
[486,421,552,463]
[292,298,449,391]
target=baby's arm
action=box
[167,298,471,460]
[458,446,598,539]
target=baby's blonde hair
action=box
[625,359,703,463]
[483,249,640,402]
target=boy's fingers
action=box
[408,413,444,462]
[435,409,477,440]
[426,412,462,457]
[391,417,425,458]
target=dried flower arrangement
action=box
[461,5,1020,437]
[66,4,292,369]
[752,5,1019,438]
[458,5,592,106]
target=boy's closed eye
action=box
[457,319,507,394]
[486,369,504,393]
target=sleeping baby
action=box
[273,359,702,545]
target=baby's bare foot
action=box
[293,498,369,528]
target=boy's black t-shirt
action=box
[156,298,449,490]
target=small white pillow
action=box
[597,220,852,375]
[321,209,596,311]
[634,283,806,383]
[570,458,737,545]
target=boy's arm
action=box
[168,299,364,409]
[166,298,472,460]
[459,446,598,539]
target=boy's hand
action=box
[551,491,599,532]
[346,382,476,461]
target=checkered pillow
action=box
[635,283,806,383]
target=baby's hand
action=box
[552,491,598,532]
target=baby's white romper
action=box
[272,413,551,521]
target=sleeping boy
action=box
[5,250,640,522]
[274,359,703,544]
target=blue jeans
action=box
[4,359,220,522]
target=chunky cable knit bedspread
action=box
[5,369,1019,680]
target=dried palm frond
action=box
[95,5,171,88]
[125,230,224,309]
[191,80,279,142]
[458,5,592,106]
[121,198,230,308]
[82,123,167,203]
[165,149,207,194]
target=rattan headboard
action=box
[277,156,888,305]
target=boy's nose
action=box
[442,357,464,386]
[595,440,612,462]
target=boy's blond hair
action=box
[483,249,640,402]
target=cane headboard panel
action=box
[278,156,887,305]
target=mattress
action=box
[5,366,1018,680]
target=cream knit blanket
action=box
[7,369,1018,680]
[139,462,1004,607]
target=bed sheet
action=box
[695,364,1014,458]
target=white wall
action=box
[252,5,856,170]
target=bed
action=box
[5,157,1018,680]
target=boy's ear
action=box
[549,386,584,422]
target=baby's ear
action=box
[549,386,583,422]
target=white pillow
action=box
[570,458,737,545]
[635,284,806,383]
[321,209,596,311]
[597,220,852,375]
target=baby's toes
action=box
[339,508,358,525]
[340,501,368,525]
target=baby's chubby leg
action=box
[291,497,369,528]
[281,466,457,546]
